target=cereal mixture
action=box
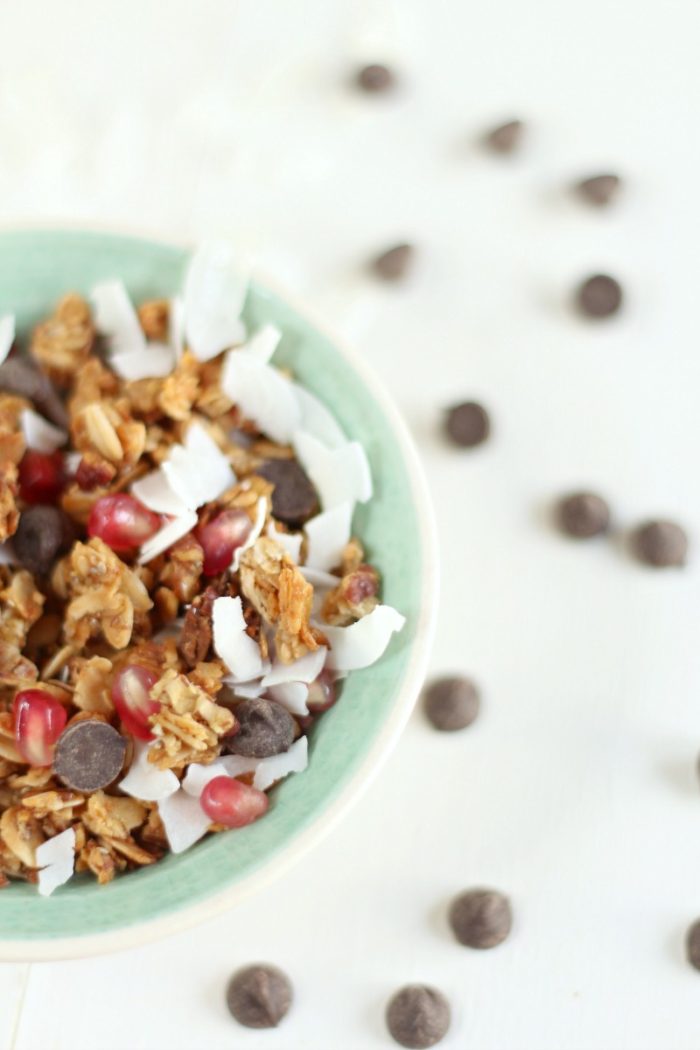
[0,243,405,895]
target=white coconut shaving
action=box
[20,408,66,453]
[36,827,75,897]
[162,421,235,511]
[138,510,198,564]
[92,279,146,356]
[293,430,372,510]
[304,502,353,572]
[323,604,406,671]
[293,382,346,448]
[262,647,326,687]
[242,323,281,364]
[132,470,190,517]
[299,566,339,589]
[222,676,267,699]
[184,241,248,361]
[158,790,211,854]
[0,314,15,365]
[64,450,83,474]
[221,351,301,445]
[213,595,264,681]
[252,736,308,791]
[119,741,179,802]
[231,496,267,572]
[267,681,309,716]
[266,521,302,563]
[110,342,175,380]
[182,760,231,798]
[169,295,185,360]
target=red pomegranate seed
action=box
[18,450,65,504]
[306,669,338,713]
[13,689,67,767]
[111,665,160,740]
[197,509,252,575]
[200,775,269,828]
[88,493,161,552]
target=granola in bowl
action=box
[0,243,405,896]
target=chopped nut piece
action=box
[0,805,44,867]
[0,461,19,541]
[157,351,199,421]
[137,299,169,342]
[158,534,204,603]
[322,564,380,626]
[30,293,95,386]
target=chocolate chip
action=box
[424,676,480,732]
[53,720,126,792]
[632,520,688,568]
[224,698,295,758]
[355,63,395,93]
[576,274,623,318]
[257,458,319,528]
[484,119,523,154]
[686,921,700,971]
[226,964,292,1028]
[449,888,512,949]
[444,401,490,448]
[0,357,68,427]
[576,173,621,206]
[372,243,414,282]
[13,505,75,576]
[386,985,451,1049]
[558,492,610,538]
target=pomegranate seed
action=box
[200,775,269,828]
[88,494,161,552]
[13,689,67,767]
[111,665,160,740]
[18,450,65,504]
[197,509,252,575]
[306,669,338,714]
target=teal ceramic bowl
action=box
[0,230,438,960]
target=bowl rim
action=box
[0,228,439,961]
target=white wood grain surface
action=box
[2,1,700,1047]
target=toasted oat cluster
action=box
[0,245,405,895]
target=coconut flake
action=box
[0,314,15,365]
[266,521,302,563]
[158,790,211,854]
[119,741,179,802]
[323,605,406,671]
[19,408,66,454]
[170,295,185,360]
[110,342,175,380]
[243,324,281,364]
[299,566,339,589]
[221,351,301,445]
[213,595,263,681]
[162,422,235,511]
[182,760,230,798]
[91,279,146,357]
[231,496,267,571]
[267,681,309,716]
[293,383,346,448]
[293,431,372,510]
[229,680,267,699]
[305,502,353,572]
[64,451,83,474]
[262,647,326,688]
[253,736,308,791]
[36,827,75,897]
[184,241,248,362]
[132,470,189,516]
[138,510,198,564]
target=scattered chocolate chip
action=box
[484,119,523,154]
[0,357,68,427]
[12,505,75,576]
[686,921,700,971]
[576,173,621,206]
[558,492,610,538]
[632,520,688,568]
[386,985,451,1049]
[53,719,127,792]
[444,401,490,448]
[576,274,623,318]
[449,888,513,949]
[257,458,319,528]
[372,243,414,282]
[424,676,480,731]
[224,698,295,758]
[355,63,396,93]
[226,964,292,1028]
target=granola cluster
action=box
[0,277,389,894]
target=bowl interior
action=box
[0,230,426,945]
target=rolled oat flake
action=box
[444,401,490,448]
[558,492,610,538]
[633,519,688,567]
[449,887,513,949]
[424,675,480,732]
[386,985,451,1049]
[53,720,127,792]
[226,964,292,1028]
[224,697,295,758]
[576,274,623,318]
[372,243,414,282]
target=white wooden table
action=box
[3,2,700,1047]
